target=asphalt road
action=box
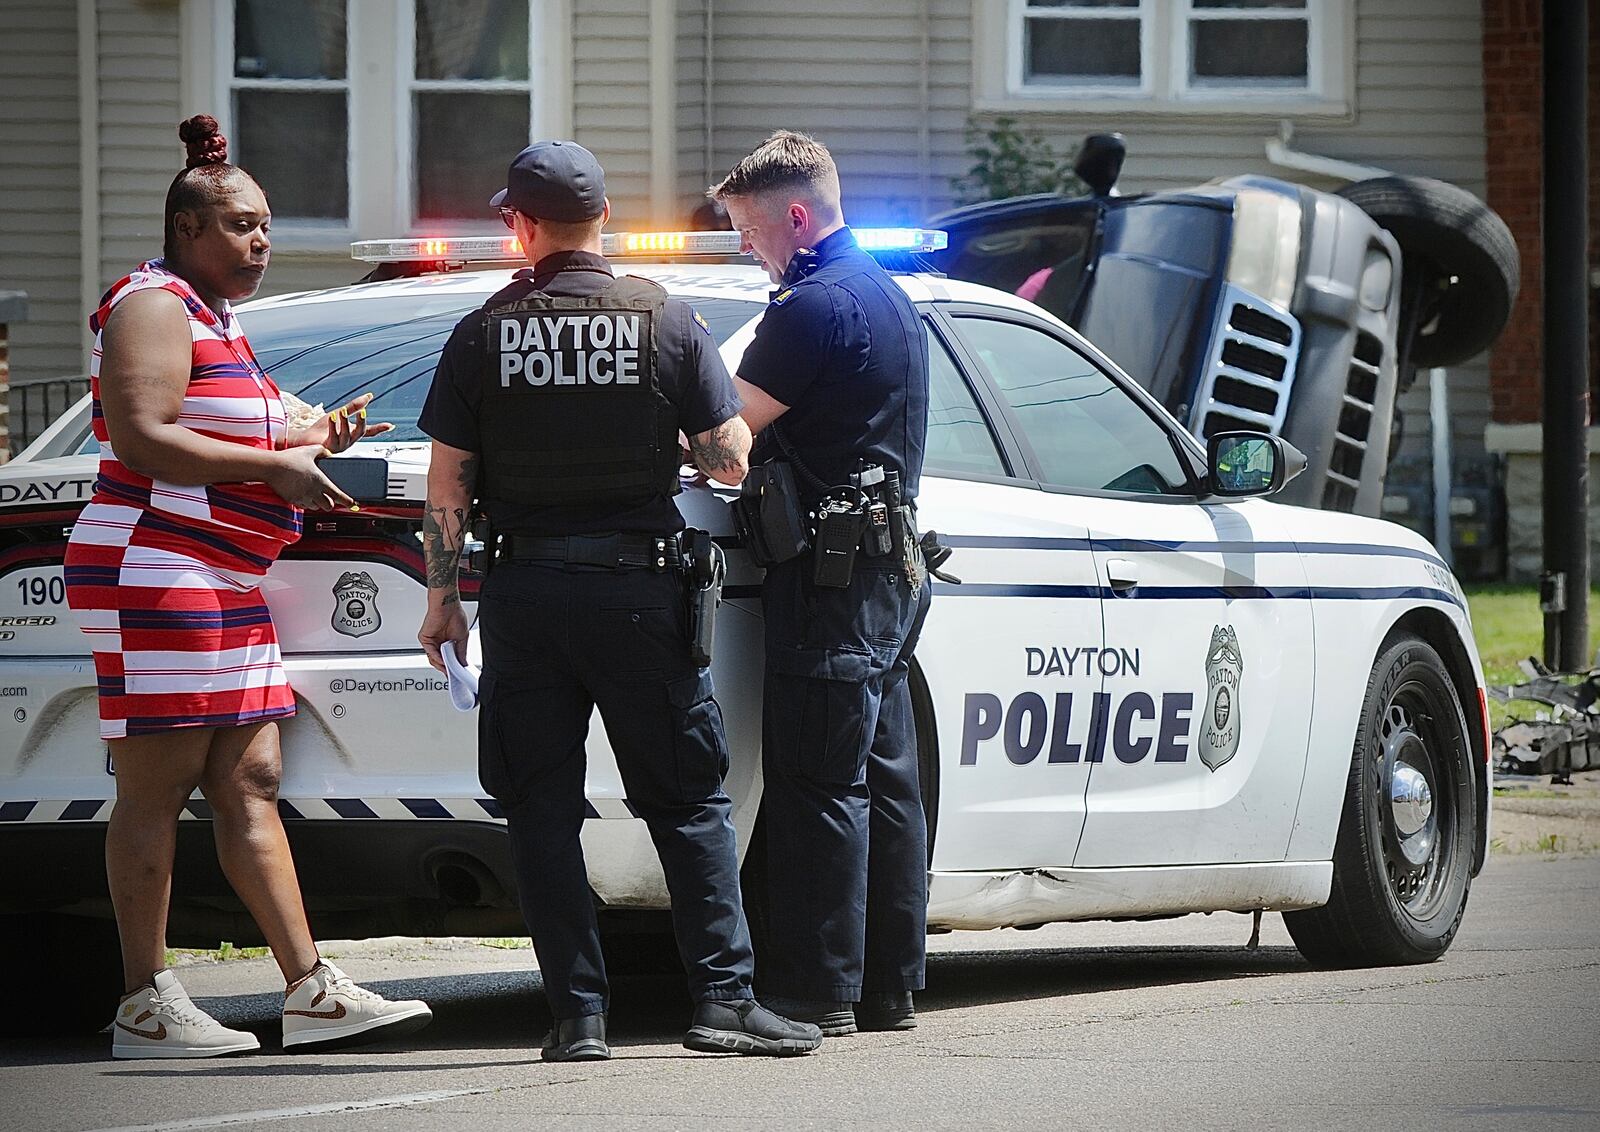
[5,853,1598,1132]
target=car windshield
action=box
[239,292,763,443]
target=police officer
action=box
[417,140,821,1061]
[710,131,932,1035]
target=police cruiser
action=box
[0,229,1490,1033]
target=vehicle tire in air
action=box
[1284,632,1476,967]
[1336,176,1519,369]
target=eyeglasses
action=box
[499,207,521,229]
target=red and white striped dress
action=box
[64,260,303,740]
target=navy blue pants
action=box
[760,558,932,1001]
[477,562,755,1020]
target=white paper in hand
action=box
[443,630,482,711]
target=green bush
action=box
[953,116,1084,205]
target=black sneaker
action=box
[760,997,857,1037]
[541,1014,610,1062]
[683,999,823,1056]
[856,991,916,1031]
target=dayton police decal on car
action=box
[332,571,381,638]
[960,644,1196,766]
[1199,625,1243,772]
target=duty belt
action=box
[497,532,682,571]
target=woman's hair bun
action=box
[178,114,229,169]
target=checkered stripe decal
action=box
[0,797,643,823]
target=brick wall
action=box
[1482,0,1600,425]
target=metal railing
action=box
[5,377,89,457]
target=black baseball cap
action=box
[489,140,606,222]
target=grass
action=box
[1464,584,1600,729]
[164,941,271,966]
[478,937,533,950]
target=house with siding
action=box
[0,0,1531,569]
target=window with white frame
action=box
[219,0,546,235]
[1002,0,1345,110]
[409,0,533,222]
[231,0,350,222]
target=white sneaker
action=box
[281,960,432,1052]
[111,969,260,1059]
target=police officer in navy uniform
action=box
[711,131,932,1035]
[416,140,821,1061]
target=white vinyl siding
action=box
[572,0,654,227]
[97,0,182,297]
[677,0,711,208]
[708,0,960,225]
[0,2,83,382]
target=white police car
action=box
[0,229,1489,1032]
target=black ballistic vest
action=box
[479,275,679,509]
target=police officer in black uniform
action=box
[417,140,821,1062]
[711,131,932,1036]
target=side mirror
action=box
[1074,133,1127,197]
[1207,431,1308,497]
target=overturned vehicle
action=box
[927,134,1519,516]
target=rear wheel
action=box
[1285,633,1476,966]
[1,913,123,1035]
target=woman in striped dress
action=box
[64,116,432,1059]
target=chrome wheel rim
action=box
[1375,687,1451,916]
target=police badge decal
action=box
[331,571,381,638]
[1199,624,1242,772]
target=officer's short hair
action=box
[709,131,840,207]
[532,213,604,246]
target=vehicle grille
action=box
[1320,331,1382,511]
[1195,291,1299,440]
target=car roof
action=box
[238,261,1057,323]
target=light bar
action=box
[351,236,525,264]
[852,228,948,252]
[350,228,948,265]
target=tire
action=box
[1336,176,1520,368]
[0,913,123,1035]
[1285,633,1476,967]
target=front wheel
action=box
[1285,633,1476,966]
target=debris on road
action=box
[1489,657,1600,783]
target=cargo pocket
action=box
[475,670,521,804]
[667,668,731,802]
[765,646,877,787]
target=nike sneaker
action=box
[281,959,432,1052]
[111,969,261,1059]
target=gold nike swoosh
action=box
[115,1018,168,1040]
[284,1000,347,1020]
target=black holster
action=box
[730,460,810,567]
[683,528,725,667]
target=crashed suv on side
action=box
[927,134,1520,516]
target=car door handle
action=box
[1105,558,1140,593]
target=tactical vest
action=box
[479,275,679,509]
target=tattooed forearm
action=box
[422,502,469,603]
[689,417,752,483]
[457,454,480,495]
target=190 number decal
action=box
[17,576,65,606]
